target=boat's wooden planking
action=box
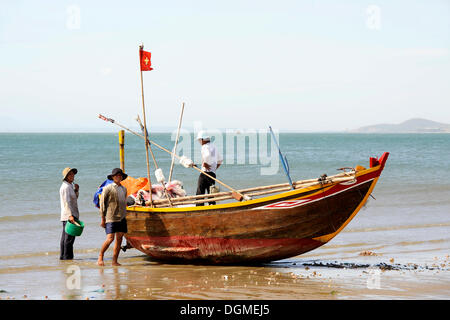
[124,153,389,263]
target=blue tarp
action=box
[93,179,113,208]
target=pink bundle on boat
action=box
[128,180,186,206]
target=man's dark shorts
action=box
[105,218,127,234]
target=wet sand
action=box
[1,207,449,300]
[1,239,449,300]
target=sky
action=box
[0,0,449,132]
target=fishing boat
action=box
[100,44,389,264]
[124,152,389,264]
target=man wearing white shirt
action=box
[196,131,223,206]
[59,167,80,260]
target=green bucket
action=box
[65,220,85,237]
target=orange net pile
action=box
[120,176,150,196]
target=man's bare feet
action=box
[97,258,105,266]
[112,261,121,266]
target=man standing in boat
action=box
[98,168,128,266]
[59,167,80,260]
[196,131,223,206]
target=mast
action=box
[139,44,154,207]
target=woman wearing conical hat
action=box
[59,167,80,260]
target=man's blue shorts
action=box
[105,218,127,234]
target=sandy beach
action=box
[1,219,449,300]
[1,253,449,301]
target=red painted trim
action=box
[370,157,379,168]
[124,156,389,263]
[282,168,378,204]
[126,235,323,262]
[378,152,389,171]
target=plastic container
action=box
[65,220,85,237]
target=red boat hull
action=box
[126,236,324,264]
[125,153,389,264]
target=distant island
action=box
[350,118,450,133]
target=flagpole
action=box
[139,44,154,207]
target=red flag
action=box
[140,49,153,71]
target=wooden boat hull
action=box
[125,153,389,264]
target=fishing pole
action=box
[135,115,173,207]
[98,114,247,201]
[269,126,294,190]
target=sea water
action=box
[0,133,449,299]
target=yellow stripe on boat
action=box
[127,165,380,214]
[312,176,380,243]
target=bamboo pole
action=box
[150,175,356,206]
[98,115,245,201]
[138,45,154,207]
[169,102,185,182]
[119,130,125,171]
[98,114,357,205]
[136,115,158,170]
[149,176,356,207]
[135,115,173,207]
[147,139,246,201]
[151,190,231,204]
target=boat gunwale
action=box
[126,164,382,214]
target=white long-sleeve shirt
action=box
[60,181,80,221]
[201,142,223,173]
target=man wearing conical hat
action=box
[60,167,80,260]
